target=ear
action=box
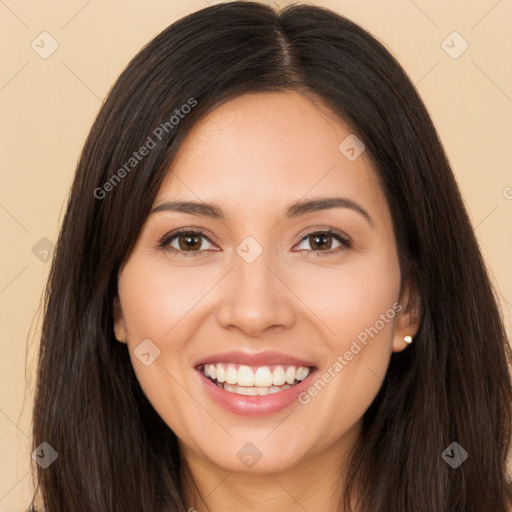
[392,279,421,353]
[113,296,128,343]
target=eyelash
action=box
[158,227,352,258]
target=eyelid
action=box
[293,226,352,255]
[296,226,351,244]
[157,227,218,255]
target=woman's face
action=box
[114,91,417,475]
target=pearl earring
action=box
[404,335,413,344]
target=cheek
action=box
[116,256,221,438]
[118,256,218,342]
[116,262,199,447]
[290,245,401,346]
[290,249,400,424]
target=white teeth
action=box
[272,366,286,386]
[296,367,310,381]
[225,365,238,385]
[222,383,292,396]
[216,364,225,383]
[237,365,254,387]
[254,367,273,387]
[202,363,312,388]
[285,366,296,384]
[223,383,258,395]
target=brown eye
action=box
[294,229,351,256]
[159,230,216,256]
[176,233,203,251]
[308,232,334,250]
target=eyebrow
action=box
[150,196,374,227]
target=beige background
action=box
[1,0,511,510]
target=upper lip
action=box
[194,350,316,368]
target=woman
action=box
[29,1,512,511]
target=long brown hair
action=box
[30,1,512,510]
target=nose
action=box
[216,247,296,338]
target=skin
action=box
[114,90,420,512]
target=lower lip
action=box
[196,368,317,417]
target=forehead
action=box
[155,90,387,224]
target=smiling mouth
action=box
[198,363,314,396]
